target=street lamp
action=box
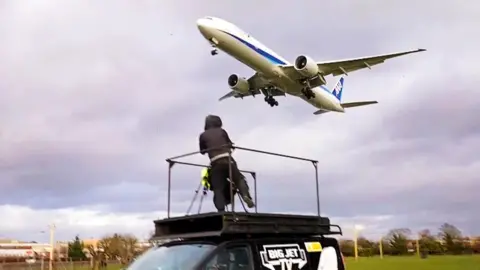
[353,224,364,261]
[48,224,56,270]
[415,233,421,258]
[379,236,384,259]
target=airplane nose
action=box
[196,19,206,32]
[196,18,212,38]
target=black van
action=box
[126,212,345,270]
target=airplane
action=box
[196,16,426,115]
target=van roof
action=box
[152,212,342,240]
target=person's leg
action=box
[222,183,232,205]
[210,161,228,212]
[229,160,255,208]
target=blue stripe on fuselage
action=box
[221,31,287,65]
[221,30,336,98]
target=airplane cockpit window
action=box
[205,17,213,20]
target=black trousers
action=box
[210,157,251,211]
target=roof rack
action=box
[165,144,320,217]
[152,212,342,240]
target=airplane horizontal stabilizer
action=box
[219,91,236,101]
[341,101,378,108]
[313,109,330,115]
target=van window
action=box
[203,245,253,270]
[127,244,215,270]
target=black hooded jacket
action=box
[199,115,233,160]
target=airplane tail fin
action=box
[331,76,345,101]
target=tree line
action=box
[340,223,480,257]
[66,223,479,262]
[68,233,148,265]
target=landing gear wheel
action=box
[264,96,279,107]
[302,88,315,99]
[211,49,218,56]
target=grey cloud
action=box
[383,89,480,142]
[0,0,479,239]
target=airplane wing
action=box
[281,48,426,80]
[316,48,426,76]
[219,72,285,101]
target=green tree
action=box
[462,237,473,254]
[338,239,354,257]
[98,233,139,264]
[85,245,106,270]
[438,223,464,254]
[68,235,87,260]
[380,238,393,256]
[419,229,443,255]
[385,228,411,255]
[121,233,139,263]
[357,237,378,257]
[472,237,480,254]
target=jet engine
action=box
[294,55,319,77]
[227,74,250,94]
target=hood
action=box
[204,115,223,130]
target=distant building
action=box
[0,238,153,260]
[0,239,68,259]
[0,242,49,259]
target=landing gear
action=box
[261,86,279,107]
[264,96,279,107]
[208,37,219,56]
[301,87,315,99]
[299,79,315,99]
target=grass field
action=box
[344,255,480,270]
[25,256,477,270]
[89,256,480,270]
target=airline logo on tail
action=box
[332,77,344,101]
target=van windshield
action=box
[127,243,215,270]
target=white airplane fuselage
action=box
[196,16,344,112]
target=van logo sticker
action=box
[260,244,307,270]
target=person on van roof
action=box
[199,114,255,211]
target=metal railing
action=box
[165,144,320,217]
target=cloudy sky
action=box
[1,0,479,242]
